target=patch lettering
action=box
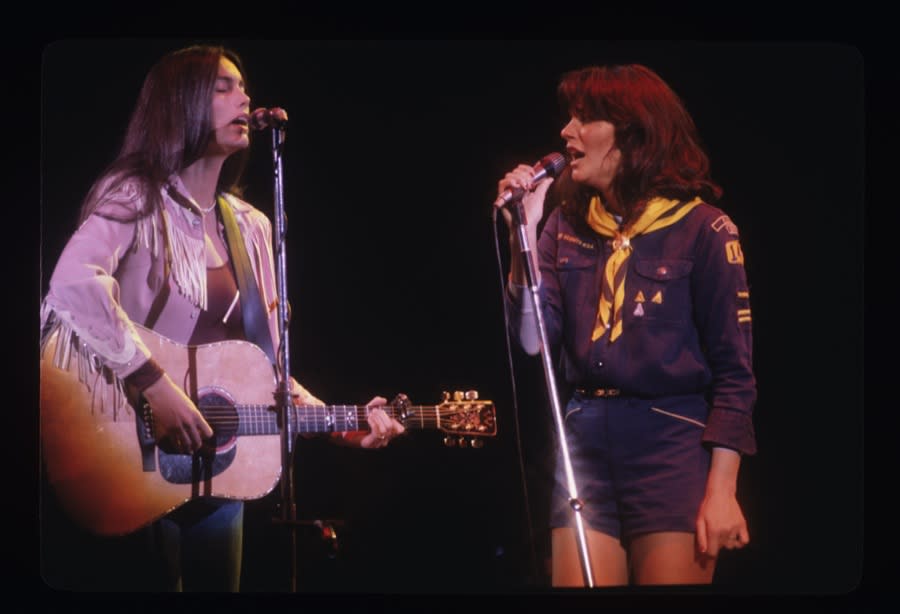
[557,232,596,250]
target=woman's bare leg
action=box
[551,527,629,587]
[629,531,715,585]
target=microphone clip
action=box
[250,107,288,131]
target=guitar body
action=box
[40,326,281,536]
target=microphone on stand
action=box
[249,107,288,131]
[494,152,567,208]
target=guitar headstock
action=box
[388,391,497,447]
[435,390,497,448]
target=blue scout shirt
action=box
[508,201,757,455]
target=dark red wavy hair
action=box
[552,64,721,227]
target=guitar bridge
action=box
[135,400,157,472]
[140,402,154,439]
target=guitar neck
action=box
[229,404,444,437]
[290,404,445,435]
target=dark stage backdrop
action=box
[39,40,864,596]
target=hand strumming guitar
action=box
[142,372,214,454]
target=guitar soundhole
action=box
[158,390,238,485]
[198,391,239,451]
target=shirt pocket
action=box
[629,258,693,324]
[555,241,596,271]
[555,242,599,316]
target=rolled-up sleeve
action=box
[693,218,757,455]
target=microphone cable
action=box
[490,204,541,586]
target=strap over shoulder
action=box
[217,195,277,366]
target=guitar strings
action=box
[188,405,494,432]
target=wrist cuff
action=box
[124,358,164,393]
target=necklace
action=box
[198,199,217,215]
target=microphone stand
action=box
[507,199,595,587]
[266,123,300,592]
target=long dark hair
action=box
[554,64,721,229]
[78,45,249,224]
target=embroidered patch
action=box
[635,290,646,303]
[557,232,596,250]
[711,215,739,236]
[634,303,645,317]
[725,240,745,264]
[651,291,663,304]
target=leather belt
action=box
[574,387,622,398]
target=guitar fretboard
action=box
[201,404,447,436]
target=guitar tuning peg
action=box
[441,391,450,402]
[443,436,457,447]
[452,391,464,401]
[458,437,468,448]
[465,390,479,400]
[470,438,484,449]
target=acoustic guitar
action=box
[40,324,496,536]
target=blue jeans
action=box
[150,498,244,592]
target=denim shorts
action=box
[549,393,711,542]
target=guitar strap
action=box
[217,195,278,366]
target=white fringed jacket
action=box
[40,174,318,410]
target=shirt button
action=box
[597,361,604,367]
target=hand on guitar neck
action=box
[339,396,406,449]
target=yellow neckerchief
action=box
[586,194,702,342]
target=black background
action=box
[35,38,866,602]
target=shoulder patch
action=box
[725,240,745,264]
[711,215,739,236]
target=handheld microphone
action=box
[494,152,567,208]
[249,107,288,131]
